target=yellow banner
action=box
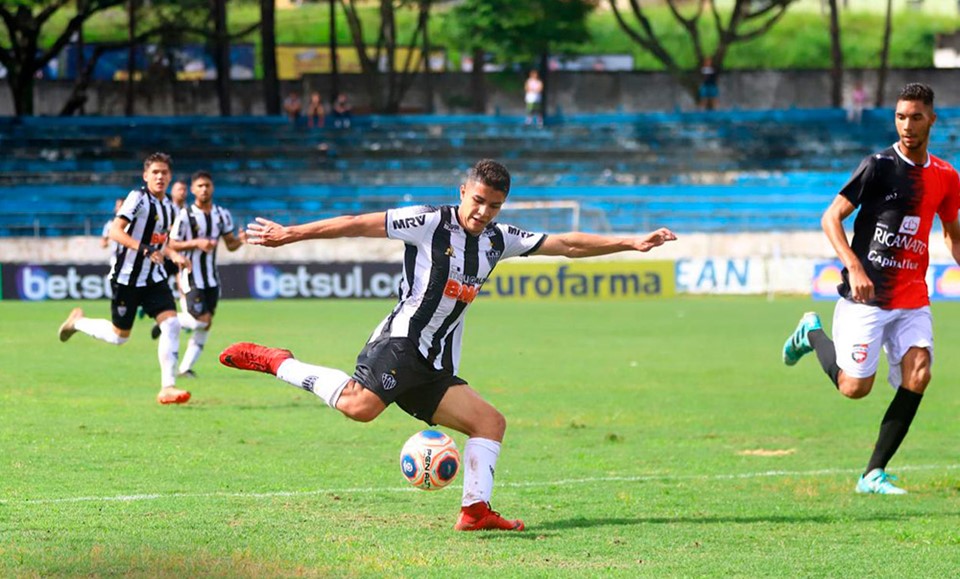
[276,46,443,79]
[479,260,675,300]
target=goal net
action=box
[496,200,611,233]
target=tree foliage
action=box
[610,0,798,99]
[0,0,127,115]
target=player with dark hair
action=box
[783,83,960,494]
[58,152,191,405]
[165,170,244,377]
[218,159,677,531]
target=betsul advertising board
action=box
[1,261,675,301]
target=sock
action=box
[808,329,840,387]
[178,329,208,373]
[157,316,180,388]
[461,437,501,508]
[177,312,209,331]
[74,317,128,345]
[865,387,923,474]
[276,359,350,409]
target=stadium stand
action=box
[3,107,948,236]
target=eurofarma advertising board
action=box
[1,261,676,301]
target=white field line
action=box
[3,463,958,506]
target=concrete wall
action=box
[7,69,960,117]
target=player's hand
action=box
[635,228,677,252]
[848,265,874,303]
[198,238,217,253]
[246,217,289,247]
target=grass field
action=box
[2,296,959,577]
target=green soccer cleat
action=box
[856,468,907,495]
[782,312,822,366]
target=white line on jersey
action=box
[3,463,957,505]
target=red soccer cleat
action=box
[157,387,191,405]
[219,342,293,375]
[454,502,525,532]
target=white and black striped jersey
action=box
[110,186,177,287]
[170,203,236,290]
[371,204,547,373]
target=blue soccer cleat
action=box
[856,468,907,495]
[782,312,822,366]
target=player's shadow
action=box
[538,511,958,531]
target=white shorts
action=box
[832,298,933,388]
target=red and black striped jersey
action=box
[838,144,960,309]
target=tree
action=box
[826,0,843,108]
[875,0,892,107]
[449,0,597,118]
[339,0,433,113]
[261,0,280,115]
[0,0,127,116]
[610,0,798,104]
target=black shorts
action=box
[111,281,177,330]
[163,258,179,277]
[182,285,220,318]
[353,337,466,425]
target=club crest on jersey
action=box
[899,216,920,235]
[485,249,502,267]
[445,246,455,257]
[852,343,869,364]
[381,372,398,390]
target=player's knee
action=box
[903,367,931,393]
[337,395,385,423]
[837,373,873,399]
[478,407,507,440]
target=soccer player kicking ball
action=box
[220,159,677,531]
[783,83,960,494]
[59,152,190,405]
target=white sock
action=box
[276,359,350,409]
[74,317,128,345]
[461,437,501,507]
[179,329,208,373]
[177,312,209,331]
[157,316,180,388]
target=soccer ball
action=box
[400,429,460,491]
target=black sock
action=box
[865,388,923,474]
[808,329,840,387]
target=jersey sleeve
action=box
[116,189,143,222]
[385,205,440,244]
[838,155,878,207]
[220,207,236,236]
[938,169,960,224]
[495,223,547,259]
[170,208,188,241]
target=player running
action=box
[783,83,960,494]
[58,152,190,405]
[161,171,244,378]
[219,159,677,531]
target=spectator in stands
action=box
[524,69,544,127]
[847,80,867,124]
[332,93,353,129]
[307,91,325,128]
[284,91,303,124]
[58,152,191,406]
[699,57,719,111]
[217,158,677,532]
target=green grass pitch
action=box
[2,297,959,576]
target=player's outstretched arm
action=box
[533,228,677,258]
[943,218,960,266]
[246,212,388,248]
